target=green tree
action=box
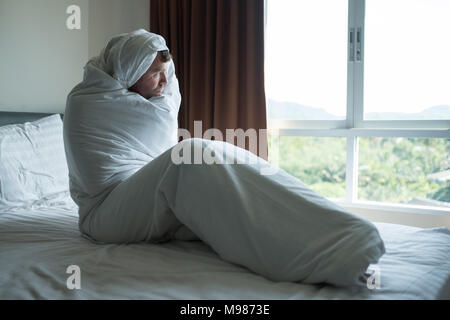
[268,135,449,205]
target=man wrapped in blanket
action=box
[64,29,385,287]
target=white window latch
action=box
[356,27,362,62]
[349,28,355,62]
[349,27,362,62]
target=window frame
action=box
[264,0,450,216]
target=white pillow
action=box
[0,114,69,208]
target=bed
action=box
[0,111,449,300]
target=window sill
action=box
[330,198,450,228]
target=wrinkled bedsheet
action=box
[0,194,449,300]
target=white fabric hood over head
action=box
[63,29,181,222]
[85,29,172,89]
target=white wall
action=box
[0,0,89,113]
[88,0,150,59]
[0,0,149,114]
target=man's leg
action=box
[81,145,198,244]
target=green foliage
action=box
[268,135,450,205]
[429,181,450,202]
[358,137,449,204]
[268,136,346,197]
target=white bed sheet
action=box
[1,193,449,300]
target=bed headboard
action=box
[0,111,64,126]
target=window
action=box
[265,0,348,120]
[364,0,450,121]
[358,137,450,206]
[265,0,450,213]
[268,136,347,198]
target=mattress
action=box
[0,192,449,300]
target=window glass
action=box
[268,135,347,199]
[358,137,450,207]
[364,0,450,120]
[266,0,348,120]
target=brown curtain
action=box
[150,0,268,159]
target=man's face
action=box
[129,53,169,99]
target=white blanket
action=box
[64,30,181,226]
[63,29,385,287]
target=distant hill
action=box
[365,105,450,120]
[267,99,450,121]
[267,99,343,120]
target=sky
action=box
[265,0,450,118]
